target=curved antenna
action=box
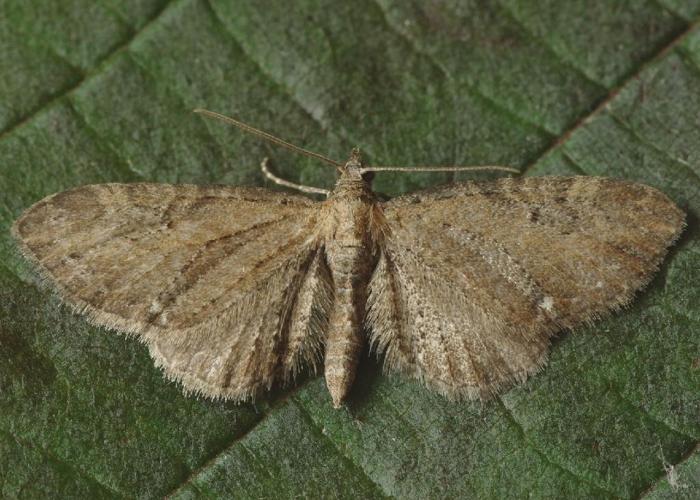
[361,165,520,174]
[260,158,330,197]
[194,109,342,168]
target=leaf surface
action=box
[0,1,698,498]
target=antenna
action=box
[194,109,520,177]
[194,109,342,168]
[361,165,520,174]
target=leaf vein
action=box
[63,97,145,181]
[607,111,700,189]
[638,442,700,498]
[494,0,609,88]
[292,399,392,499]
[610,385,696,442]
[122,49,220,181]
[0,428,128,499]
[164,377,315,497]
[497,398,623,498]
[202,0,336,140]
[370,0,554,139]
[521,16,700,176]
[0,0,174,144]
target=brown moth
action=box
[12,110,685,408]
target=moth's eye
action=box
[361,171,375,183]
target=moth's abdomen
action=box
[321,192,381,407]
[324,240,378,407]
[325,280,364,408]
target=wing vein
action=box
[152,214,297,324]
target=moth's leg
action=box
[260,158,331,197]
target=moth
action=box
[12,110,685,408]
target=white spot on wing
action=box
[538,296,554,312]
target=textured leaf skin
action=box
[0,0,698,498]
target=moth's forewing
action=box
[13,183,330,400]
[368,176,684,399]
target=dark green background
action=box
[0,1,698,498]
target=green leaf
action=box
[1,1,698,498]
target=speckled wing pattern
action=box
[366,176,685,399]
[12,183,333,401]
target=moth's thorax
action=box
[321,185,379,283]
[331,166,372,197]
[321,167,380,241]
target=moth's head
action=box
[343,147,364,171]
[339,147,373,183]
